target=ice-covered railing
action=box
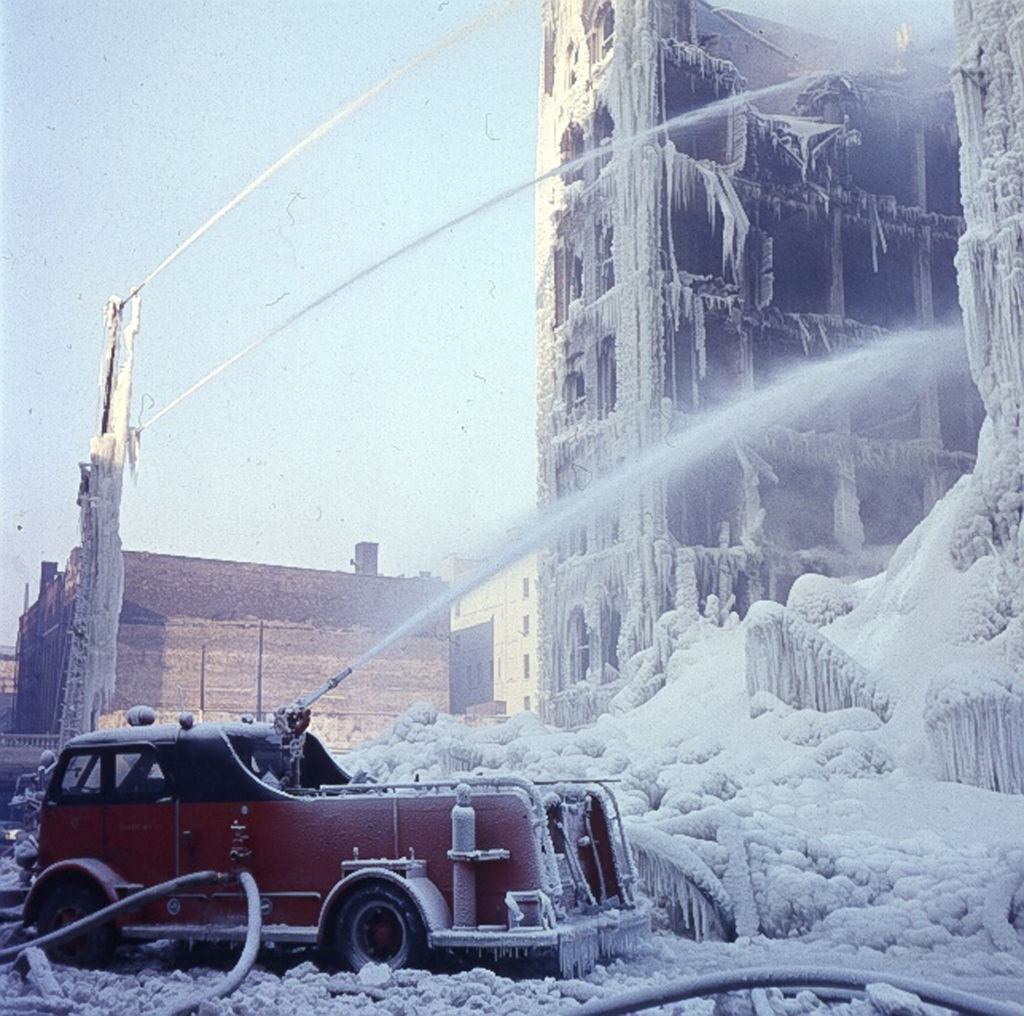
[924,662,1024,795]
[745,602,892,721]
[624,823,735,941]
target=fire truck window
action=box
[60,753,102,797]
[113,749,168,799]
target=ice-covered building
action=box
[535,1,983,726]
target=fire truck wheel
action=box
[333,881,427,971]
[36,880,116,968]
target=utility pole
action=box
[256,621,265,722]
[200,644,207,721]
[59,296,140,744]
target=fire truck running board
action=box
[121,923,318,944]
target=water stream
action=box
[339,326,963,683]
[142,74,818,430]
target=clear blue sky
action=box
[2,0,543,641]
[1,1,953,642]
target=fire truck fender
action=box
[23,858,124,924]
[317,869,451,945]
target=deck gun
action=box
[272,665,354,785]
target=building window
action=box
[560,121,585,183]
[593,103,614,170]
[597,335,617,417]
[523,696,532,711]
[564,353,586,420]
[522,614,530,635]
[554,232,584,326]
[523,653,531,681]
[522,577,530,598]
[568,607,590,685]
[588,2,615,62]
[566,42,578,89]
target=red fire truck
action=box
[22,710,647,975]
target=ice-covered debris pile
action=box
[341,676,1024,964]
[786,574,860,629]
[925,661,1024,794]
[745,602,892,721]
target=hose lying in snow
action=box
[0,870,226,963]
[153,869,262,1016]
[565,965,1024,1016]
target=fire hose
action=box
[154,869,262,1016]
[0,869,263,1016]
[0,869,226,963]
[562,965,1024,1016]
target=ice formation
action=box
[925,662,1024,794]
[60,296,140,741]
[626,822,735,940]
[744,603,892,721]
[949,0,1024,662]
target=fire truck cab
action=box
[25,716,647,975]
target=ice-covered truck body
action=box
[24,717,647,975]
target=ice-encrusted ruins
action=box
[59,295,140,743]
[534,0,983,726]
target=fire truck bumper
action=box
[428,902,651,977]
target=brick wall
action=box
[20,551,450,749]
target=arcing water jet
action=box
[314,326,963,698]
[140,74,819,431]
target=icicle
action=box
[867,193,888,273]
[744,602,893,721]
[625,822,735,940]
[925,663,1024,794]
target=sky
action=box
[1,0,955,643]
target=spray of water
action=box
[339,326,962,682]
[126,0,525,300]
[140,73,818,431]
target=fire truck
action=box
[21,705,647,975]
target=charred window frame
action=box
[588,2,615,63]
[600,599,621,673]
[564,352,586,420]
[593,103,614,171]
[554,221,584,326]
[566,42,579,89]
[597,335,617,418]
[567,606,591,685]
[561,121,585,183]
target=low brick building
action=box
[14,548,449,750]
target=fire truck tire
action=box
[36,880,116,968]
[332,881,427,971]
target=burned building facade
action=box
[14,549,449,749]
[535,0,982,725]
